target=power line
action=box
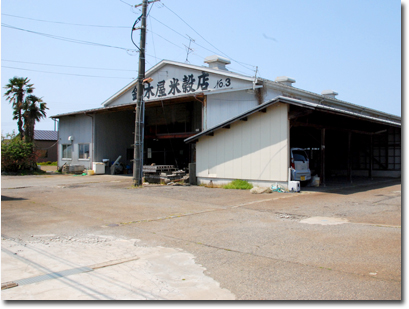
[1,66,134,80]
[148,29,185,51]
[2,59,137,72]
[149,15,158,63]
[147,14,252,75]
[1,13,129,28]
[118,0,133,7]
[161,3,256,72]
[2,23,137,52]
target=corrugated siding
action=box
[196,103,289,182]
[58,115,92,167]
[206,90,257,129]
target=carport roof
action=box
[50,102,135,118]
[184,96,401,143]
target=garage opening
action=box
[143,98,202,170]
[289,105,401,185]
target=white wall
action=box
[58,114,93,169]
[206,90,257,129]
[107,64,254,108]
[196,103,289,185]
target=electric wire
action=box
[147,14,251,76]
[149,14,158,63]
[2,59,137,72]
[1,13,129,28]
[131,15,143,51]
[2,23,137,52]
[118,0,133,7]
[1,66,134,80]
[160,3,256,72]
[148,29,185,51]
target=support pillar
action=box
[347,132,352,183]
[369,135,373,179]
[320,128,326,187]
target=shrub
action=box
[222,179,253,190]
[1,132,38,173]
[37,161,57,166]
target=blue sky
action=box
[1,0,402,135]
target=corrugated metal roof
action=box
[34,130,58,141]
[50,59,401,127]
[184,96,401,144]
[50,102,135,118]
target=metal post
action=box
[347,131,352,183]
[133,0,148,187]
[321,128,326,187]
[369,134,373,179]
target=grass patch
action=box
[37,161,58,166]
[222,179,253,190]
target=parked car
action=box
[290,148,311,185]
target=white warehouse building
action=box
[52,55,401,188]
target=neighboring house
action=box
[34,130,58,163]
[51,55,401,187]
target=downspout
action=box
[53,118,60,167]
[85,113,94,170]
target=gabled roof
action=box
[34,130,58,141]
[184,96,401,144]
[50,57,401,123]
[101,59,255,107]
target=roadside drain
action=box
[1,256,139,290]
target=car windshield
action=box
[293,150,308,161]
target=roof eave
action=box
[261,79,401,122]
[184,96,401,144]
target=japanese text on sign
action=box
[132,71,232,101]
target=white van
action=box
[290,148,311,184]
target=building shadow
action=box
[302,177,401,195]
[1,196,27,201]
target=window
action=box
[79,144,90,159]
[62,144,72,159]
[292,150,308,162]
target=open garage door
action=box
[144,98,202,170]
[289,105,401,186]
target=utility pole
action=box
[133,0,148,187]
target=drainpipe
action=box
[53,118,60,167]
[85,113,94,170]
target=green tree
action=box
[23,95,48,143]
[1,132,37,173]
[3,77,34,140]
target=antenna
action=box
[184,35,195,63]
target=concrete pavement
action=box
[1,174,401,300]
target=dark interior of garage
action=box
[143,99,202,169]
[289,105,401,185]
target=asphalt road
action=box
[1,174,402,300]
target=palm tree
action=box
[23,95,48,143]
[3,77,34,140]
